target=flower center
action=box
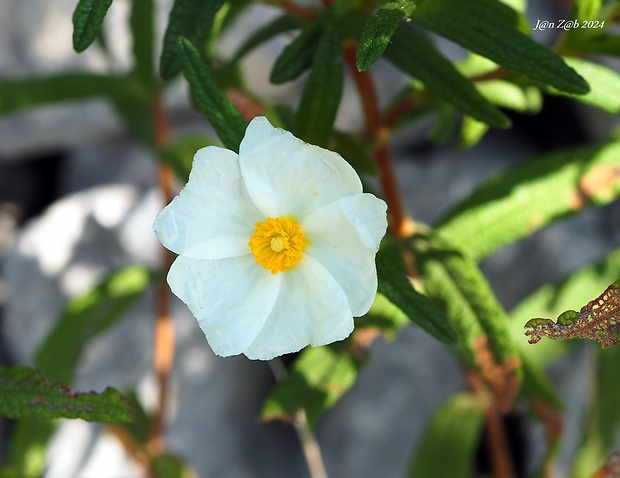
[249,217,305,274]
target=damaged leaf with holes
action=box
[525,280,620,348]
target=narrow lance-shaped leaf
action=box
[296,26,343,147]
[270,15,324,84]
[35,265,153,383]
[408,230,522,412]
[409,0,589,94]
[159,0,227,79]
[406,393,486,478]
[231,14,302,64]
[73,0,114,52]
[437,141,620,261]
[0,366,132,423]
[550,57,620,114]
[375,248,458,345]
[384,26,511,128]
[356,3,410,72]
[525,280,620,349]
[130,0,155,91]
[0,73,155,146]
[177,37,247,152]
[8,266,152,475]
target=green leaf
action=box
[376,248,458,345]
[270,16,325,84]
[437,141,620,261]
[0,73,154,145]
[356,3,410,72]
[261,345,361,427]
[72,0,114,52]
[459,116,489,148]
[159,0,227,79]
[330,131,379,176]
[296,27,343,147]
[8,266,152,475]
[476,81,542,113]
[151,454,195,478]
[364,292,411,340]
[408,231,519,368]
[177,37,247,152]
[406,392,485,478]
[384,26,511,128]
[231,14,302,63]
[409,0,589,95]
[36,265,152,383]
[428,104,456,144]
[550,57,620,114]
[130,0,155,90]
[573,0,602,21]
[0,366,132,423]
[158,134,216,182]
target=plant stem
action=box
[268,359,329,478]
[342,43,412,238]
[148,95,175,453]
[467,371,516,478]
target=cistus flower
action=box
[153,116,388,360]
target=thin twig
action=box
[268,359,329,478]
[148,95,175,453]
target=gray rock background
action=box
[1,0,619,477]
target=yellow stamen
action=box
[249,217,305,274]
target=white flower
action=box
[153,116,388,360]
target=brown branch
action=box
[261,0,318,20]
[467,371,516,478]
[148,95,176,454]
[342,43,413,238]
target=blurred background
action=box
[1,0,619,476]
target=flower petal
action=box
[153,146,261,260]
[302,193,388,316]
[243,256,353,360]
[168,254,281,357]
[239,117,362,220]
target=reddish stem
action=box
[262,0,318,20]
[343,43,411,237]
[148,95,175,453]
[467,371,516,478]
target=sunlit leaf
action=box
[0,366,132,423]
[356,2,410,72]
[177,37,247,152]
[459,116,489,148]
[261,344,361,427]
[550,57,620,114]
[72,0,114,52]
[437,141,620,261]
[409,0,589,94]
